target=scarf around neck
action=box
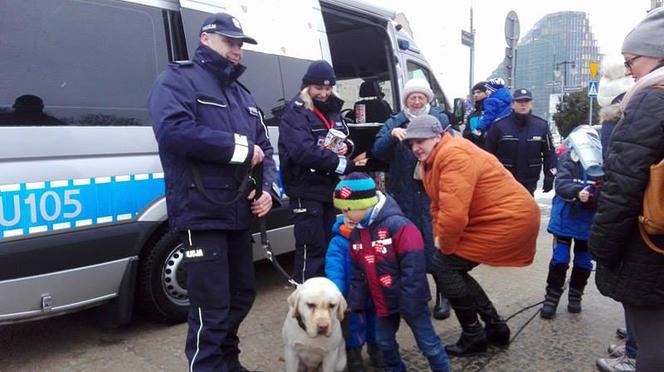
[620,65,664,112]
[404,104,431,121]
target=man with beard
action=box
[484,89,556,195]
[462,81,488,146]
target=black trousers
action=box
[180,229,256,372]
[290,198,336,283]
[624,303,664,371]
[430,251,492,310]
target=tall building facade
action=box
[490,11,601,122]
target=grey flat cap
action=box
[404,114,444,140]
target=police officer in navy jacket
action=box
[484,88,556,195]
[148,13,277,372]
[278,60,367,283]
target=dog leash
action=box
[253,163,300,288]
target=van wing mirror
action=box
[453,98,465,124]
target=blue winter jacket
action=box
[149,45,277,231]
[325,216,376,349]
[477,87,512,132]
[326,216,354,296]
[371,108,449,269]
[547,151,601,240]
[348,193,430,318]
[278,94,355,202]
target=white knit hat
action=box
[597,55,635,107]
[402,78,434,105]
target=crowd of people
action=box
[147,7,664,372]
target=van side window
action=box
[406,61,448,111]
[0,0,170,127]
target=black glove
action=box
[543,179,554,193]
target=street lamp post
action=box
[555,60,576,95]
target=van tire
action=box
[137,230,189,323]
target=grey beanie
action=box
[622,7,664,58]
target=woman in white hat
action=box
[371,78,452,320]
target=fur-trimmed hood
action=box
[599,102,622,124]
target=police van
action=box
[0,0,456,326]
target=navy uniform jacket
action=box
[278,94,355,202]
[148,45,277,231]
[484,112,556,192]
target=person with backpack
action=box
[589,8,664,371]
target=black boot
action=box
[477,303,510,346]
[540,263,568,319]
[433,291,451,320]
[568,267,591,313]
[346,348,366,372]
[366,343,385,368]
[445,303,487,357]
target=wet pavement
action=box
[0,192,624,371]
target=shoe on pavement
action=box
[616,327,627,339]
[596,355,635,372]
[607,343,626,358]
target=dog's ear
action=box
[287,289,300,319]
[336,295,348,321]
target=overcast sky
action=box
[369,0,652,99]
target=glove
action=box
[543,179,554,193]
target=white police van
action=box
[0,0,455,326]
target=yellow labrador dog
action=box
[282,277,347,372]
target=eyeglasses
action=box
[624,55,642,69]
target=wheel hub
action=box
[162,243,189,306]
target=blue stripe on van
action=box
[0,173,165,238]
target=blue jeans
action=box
[624,309,638,359]
[375,307,449,372]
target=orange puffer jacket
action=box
[422,134,539,267]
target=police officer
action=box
[278,60,367,283]
[484,88,556,195]
[148,13,277,372]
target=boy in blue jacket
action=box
[325,216,383,371]
[541,131,602,319]
[474,78,512,134]
[334,172,449,372]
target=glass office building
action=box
[490,11,601,122]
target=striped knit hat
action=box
[333,172,378,211]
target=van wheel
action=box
[137,230,189,323]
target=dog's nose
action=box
[317,324,329,334]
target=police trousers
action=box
[180,229,256,372]
[290,198,336,283]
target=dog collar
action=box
[295,313,307,332]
